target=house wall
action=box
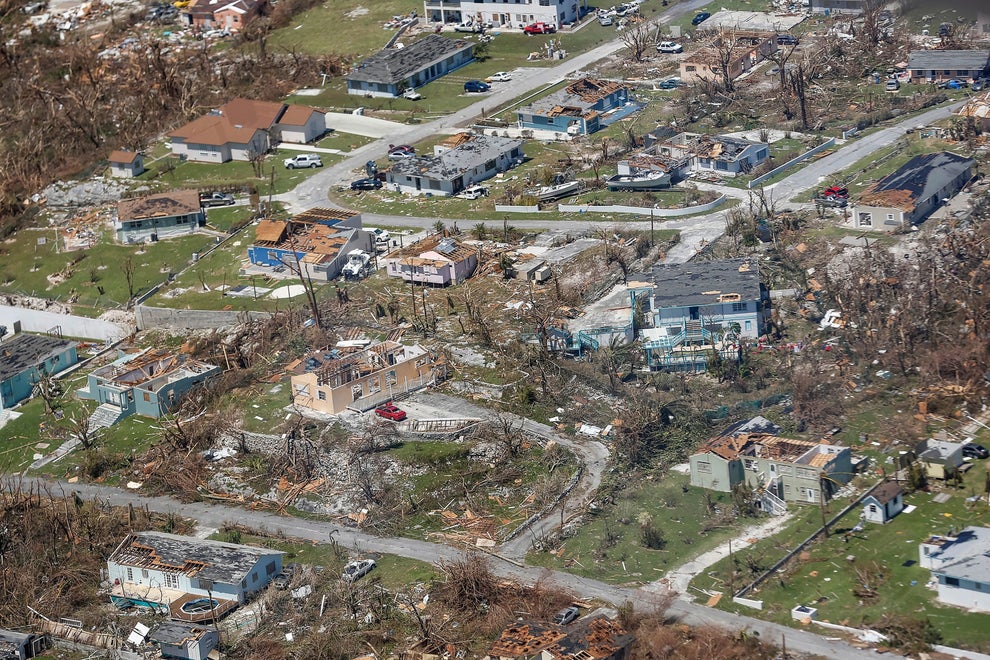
[654,301,763,337]
[385,253,478,285]
[158,630,219,660]
[450,0,580,27]
[689,453,740,492]
[909,66,989,84]
[110,158,144,178]
[169,140,229,164]
[348,48,475,98]
[738,447,851,504]
[214,6,251,31]
[0,345,78,409]
[248,246,306,269]
[117,210,204,244]
[863,493,903,523]
[517,88,627,135]
[386,145,522,196]
[108,554,282,605]
[809,0,864,13]
[936,578,990,613]
[694,144,769,177]
[292,353,433,414]
[851,204,905,231]
[278,112,325,144]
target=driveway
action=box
[325,112,410,139]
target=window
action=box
[351,384,363,401]
[485,159,496,170]
[945,577,960,586]
[266,562,277,575]
[731,302,747,312]
[164,572,179,589]
[142,569,149,578]
[143,392,150,402]
[745,320,752,332]
[696,461,712,474]
[126,568,133,582]
[386,370,397,385]
[252,573,258,583]
[317,391,326,401]
[686,65,697,72]
[869,504,877,513]
[858,212,872,227]
[886,213,894,221]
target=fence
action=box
[495,204,541,213]
[734,478,886,598]
[557,195,726,217]
[746,138,837,189]
[135,306,271,331]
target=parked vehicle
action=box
[554,606,580,625]
[938,78,968,89]
[272,563,299,589]
[598,14,613,26]
[776,34,799,45]
[816,196,848,208]
[375,404,407,421]
[342,250,370,279]
[691,11,710,25]
[523,22,556,34]
[658,78,683,90]
[284,153,323,169]
[341,559,376,583]
[464,80,491,93]
[350,178,382,191]
[388,149,417,161]
[486,71,512,82]
[371,228,391,244]
[388,144,415,155]
[457,185,490,199]
[822,185,848,198]
[656,41,683,53]
[972,79,987,92]
[199,191,235,207]
[454,22,481,32]
[884,79,900,91]
[963,444,989,459]
[402,88,422,100]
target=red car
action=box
[822,186,849,198]
[375,404,407,421]
[523,22,556,35]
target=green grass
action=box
[389,440,470,464]
[235,379,293,433]
[696,468,990,650]
[0,228,212,307]
[204,205,254,232]
[527,471,774,585]
[316,131,377,151]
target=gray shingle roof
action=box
[389,134,523,182]
[907,49,990,71]
[0,334,75,383]
[651,258,762,309]
[346,34,474,85]
[869,152,972,204]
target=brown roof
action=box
[117,190,200,222]
[868,481,903,505]
[279,104,321,126]
[169,98,288,147]
[255,220,287,244]
[219,98,285,128]
[109,150,140,164]
[388,235,476,265]
[439,132,474,149]
[857,185,916,212]
[488,623,567,659]
[293,207,361,224]
[544,616,634,660]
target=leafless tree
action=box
[621,20,655,63]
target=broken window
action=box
[369,377,381,394]
[352,384,363,401]
[386,370,397,386]
[295,384,309,397]
[858,212,872,227]
[318,391,327,401]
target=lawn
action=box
[204,205,255,233]
[696,468,990,651]
[0,227,212,308]
[526,470,775,586]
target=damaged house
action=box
[679,32,777,85]
[384,235,478,286]
[630,258,768,372]
[386,132,523,196]
[907,49,990,84]
[851,151,974,231]
[116,190,204,243]
[346,34,475,98]
[516,78,632,136]
[77,348,219,430]
[486,615,634,660]
[290,341,436,414]
[108,532,284,623]
[424,0,584,29]
[658,132,769,177]
[247,207,371,281]
[689,425,852,514]
[0,332,78,410]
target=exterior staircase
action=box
[758,487,788,516]
[88,403,125,431]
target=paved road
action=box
[13,476,885,659]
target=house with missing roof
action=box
[183,0,265,32]
[679,33,777,85]
[107,532,284,623]
[920,526,990,612]
[861,480,904,524]
[516,78,631,136]
[907,49,990,84]
[689,424,852,513]
[168,98,327,163]
[955,92,990,131]
[386,132,523,197]
[807,0,865,13]
[0,332,78,410]
[0,629,51,660]
[657,132,770,177]
[108,150,145,178]
[77,348,220,430]
[914,438,965,480]
[116,190,204,243]
[851,152,974,231]
[346,34,475,98]
[628,258,768,372]
[247,207,371,281]
[424,0,586,29]
[485,615,634,660]
[148,622,219,660]
[384,235,478,286]
[291,341,437,414]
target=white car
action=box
[402,88,422,100]
[341,559,376,583]
[458,185,489,199]
[283,154,323,169]
[656,41,683,54]
[487,71,512,82]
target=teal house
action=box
[0,333,78,409]
[77,348,219,429]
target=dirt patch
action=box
[345,6,369,18]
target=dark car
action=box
[776,34,799,45]
[963,444,989,459]
[691,12,711,25]
[464,80,491,93]
[388,144,415,155]
[658,79,683,90]
[375,404,407,421]
[199,191,235,207]
[553,606,580,625]
[350,178,382,191]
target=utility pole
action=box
[650,207,655,247]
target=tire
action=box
[287,164,295,169]
[311,163,318,168]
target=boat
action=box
[530,179,582,202]
[606,171,671,191]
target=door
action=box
[689,306,699,320]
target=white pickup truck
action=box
[283,154,323,169]
[342,250,370,279]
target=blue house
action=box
[346,34,474,98]
[516,78,631,136]
[77,348,219,429]
[116,189,205,244]
[631,258,768,372]
[0,333,78,409]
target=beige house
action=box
[290,342,436,414]
[679,32,776,84]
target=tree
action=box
[32,368,63,417]
[621,20,655,63]
[121,255,136,301]
[707,29,738,93]
[65,411,99,450]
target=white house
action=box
[920,527,990,613]
[108,150,145,178]
[658,132,770,178]
[915,438,965,480]
[275,105,327,144]
[861,481,904,524]
[108,532,284,623]
[424,0,587,28]
[148,622,219,660]
[385,132,523,197]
